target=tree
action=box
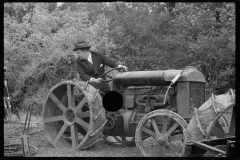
[4,2,235,112]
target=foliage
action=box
[171,3,235,94]
[21,84,51,115]
[4,2,235,113]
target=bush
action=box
[21,84,51,116]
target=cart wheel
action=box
[103,136,135,147]
[135,109,189,157]
[203,145,226,157]
[206,105,235,140]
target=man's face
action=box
[76,49,89,59]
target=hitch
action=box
[21,135,30,157]
[21,102,34,157]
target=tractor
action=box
[42,66,235,156]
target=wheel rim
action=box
[43,80,106,151]
[135,109,189,157]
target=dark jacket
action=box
[75,51,119,91]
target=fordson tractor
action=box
[42,66,235,157]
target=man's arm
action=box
[99,52,119,68]
[75,60,91,81]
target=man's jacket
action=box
[75,51,119,91]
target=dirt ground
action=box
[4,111,142,157]
[4,108,232,157]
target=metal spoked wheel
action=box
[135,109,189,157]
[204,94,232,140]
[206,104,235,140]
[43,80,106,151]
[202,105,235,157]
[103,136,135,147]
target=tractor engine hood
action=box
[112,66,206,87]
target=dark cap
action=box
[73,41,91,51]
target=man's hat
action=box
[73,41,91,51]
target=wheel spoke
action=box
[75,97,87,112]
[43,115,63,123]
[50,93,66,111]
[166,122,179,136]
[141,126,156,138]
[76,117,89,132]
[220,116,229,133]
[67,84,75,108]
[168,134,184,142]
[71,124,79,149]
[151,118,160,135]
[53,124,68,146]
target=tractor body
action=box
[42,64,235,156]
[102,66,206,137]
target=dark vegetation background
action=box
[4,2,235,115]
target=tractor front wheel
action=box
[135,109,189,157]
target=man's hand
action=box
[118,65,128,71]
[90,77,102,83]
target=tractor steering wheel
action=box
[101,67,125,83]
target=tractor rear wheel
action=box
[42,80,107,151]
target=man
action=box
[74,41,127,93]
[4,67,20,120]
